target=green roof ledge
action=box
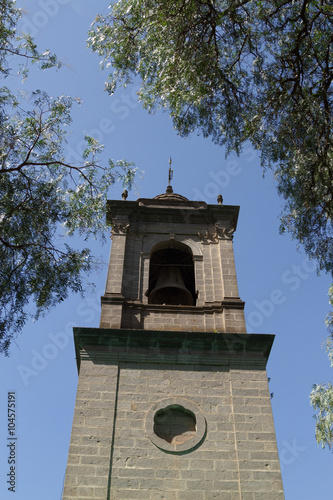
[73,328,274,372]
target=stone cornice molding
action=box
[106,200,240,234]
[74,328,274,372]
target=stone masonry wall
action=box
[120,305,224,332]
[62,360,118,500]
[63,358,284,500]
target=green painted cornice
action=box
[73,328,274,372]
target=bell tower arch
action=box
[147,241,196,306]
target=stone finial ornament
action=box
[122,189,128,201]
[217,194,223,205]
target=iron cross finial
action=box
[166,156,174,194]
[168,156,173,185]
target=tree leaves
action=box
[311,290,333,452]
[310,379,333,451]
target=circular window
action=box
[145,398,206,454]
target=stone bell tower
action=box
[62,180,284,499]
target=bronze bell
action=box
[148,266,193,305]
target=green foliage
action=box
[326,285,333,337]
[311,287,333,450]
[88,0,333,276]
[0,1,136,354]
[0,0,60,79]
[310,379,333,451]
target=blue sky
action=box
[0,1,332,499]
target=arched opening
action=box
[147,243,196,305]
